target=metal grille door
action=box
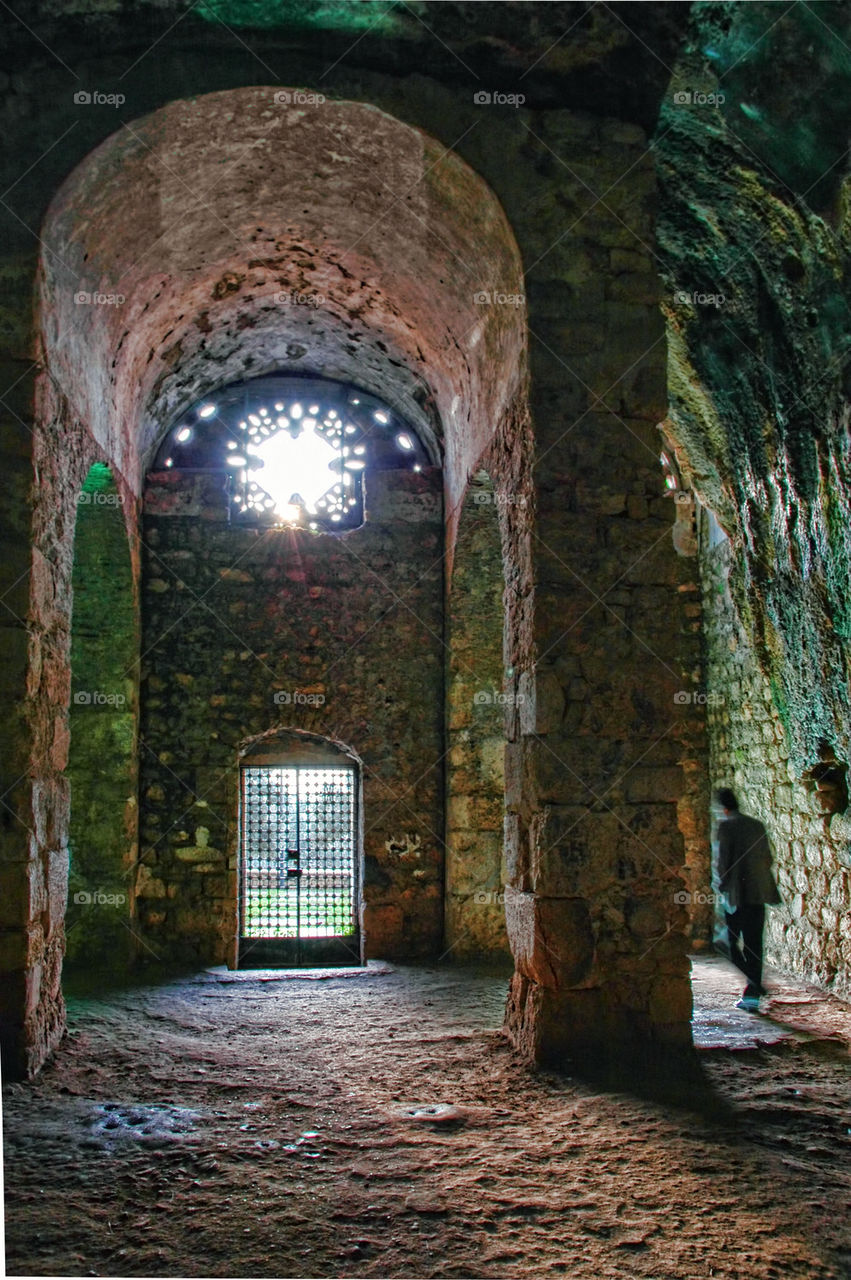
[238,765,360,967]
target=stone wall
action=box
[657,7,851,782]
[445,473,510,960]
[654,6,851,1002]
[1,1,704,1075]
[137,465,444,965]
[66,464,138,967]
[701,517,851,998]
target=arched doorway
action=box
[237,729,363,968]
[12,83,697,1080]
[20,86,529,1074]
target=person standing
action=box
[714,787,781,1011]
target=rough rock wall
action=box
[138,467,444,964]
[657,5,851,775]
[0,378,139,1077]
[655,4,851,994]
[702,523,851,998]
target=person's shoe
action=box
[736,996,760,1012]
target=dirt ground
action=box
[3,956,851,1280]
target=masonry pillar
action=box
[502,116,694,1068]
[0,371,86,1078]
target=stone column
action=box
[0,375,84,1077]
[502,116,694,1068]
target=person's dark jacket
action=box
[718,811,781,908]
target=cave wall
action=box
[702,520,851,997]
[139,466,444,965]
[655,3,851,995]
[657,4,851,773]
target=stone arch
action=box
[9,82,698,1080]
[11,86,530,1073]
[240,726,363,769]
[37,88,527,505]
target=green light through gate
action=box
[240,766,357,939]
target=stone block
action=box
[649,975,693,1025]
[31,777,70,855]
[518,667,565,736]
[504,740,524,810]
[531,806,616,897]
[528,736,604,806]
[43,849,69,938]
[625,767,685,803]
[136,865,167,898]
[0,858,45,928]
[362,903,404,956]
[624,895,668,942]
[506,979,692,1069]
[0,925,44,971]
[447,794,470,830]
[445,830,503,896]
[504,813,526,886]
[444,892,509,960]
[504,886,595,990]
[175,845,225,862]
[23,962,42,1019]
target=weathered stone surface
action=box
[518,667,565,737]
[701,530,851,998]
[657,4,851,796]
[0,5,755,1076]
[505,887,595,990]
[139,466,445,964]
[65,464,139,969]
[444,475,510,960]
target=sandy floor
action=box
[3,955,851,1280]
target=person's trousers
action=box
[725,904,766,995]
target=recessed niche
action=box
[803,746,848,816]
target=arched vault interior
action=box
[39,88,527,513]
